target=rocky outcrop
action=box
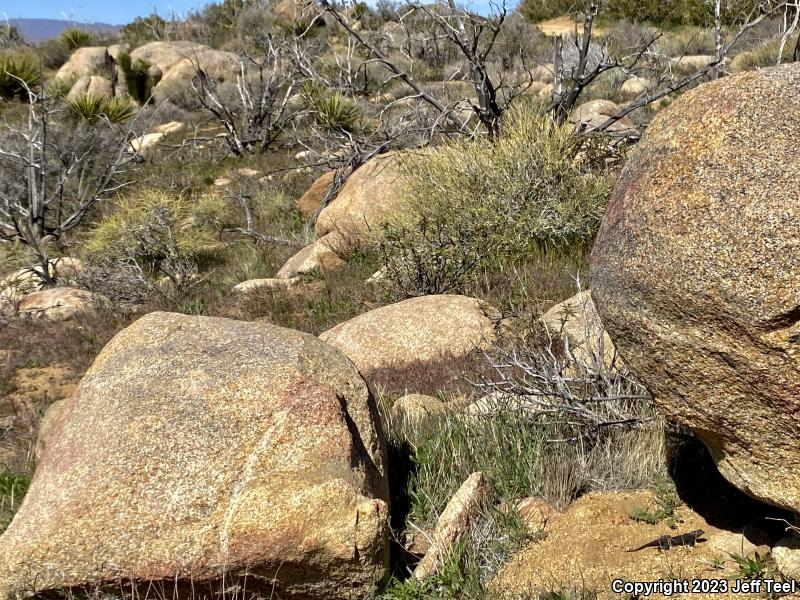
[315,152,410,253]
[18,287,105,321]
[0,312,389,599]
[67,75,114,100]
[319,295,497,395]
[590,64,800,512]
[56,47,110,81]
[570,100,636,134]
[0,258,83,307]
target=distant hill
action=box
[8,19,120,43]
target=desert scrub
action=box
[83,191,227,298]
[59,27,93,51]
[0,51,41,100]
[378,104,612,297]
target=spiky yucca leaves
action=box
[102,96,135,123]
[303,82,362,132]
[68,92,104,122]
[59,27,93,51]
[0,52,41,99]
[69,93,135,124]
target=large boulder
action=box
[0,312,389,599]
[129,41,209,75]
[56,47,110,81]
[275,232,346,279]
[570,100,636,134]
[67,75,113,100]
[315,152,410,252]
[319,295,498,395]
[590,64,800,512]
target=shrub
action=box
[0,470,30,533]
[378,104,612,297]
[85,191,224,290]
[38,38,72,70]
[303,82,363,132]
[102,96,136,123]
[0,51,41,100]
[117,51,159,103]
[67,92,104,122]
[59,27,93,51]
[45,75,77,99]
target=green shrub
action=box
[0,51,41,99]
[45,75,77,99]
[378,104,611,297]
[117,52,159,103]
[68,92,105,122]
[304,82,362,132]
[59,27,93,51]
[102,96,136,123]
[86,191,224,286]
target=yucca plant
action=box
[102,96,135,123]
[59,27,93,51]
[309,90,362,132]
[45,75,77,100]
[68,92,105,123]
[0,52,41,99]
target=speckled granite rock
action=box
[319,295,498,395]
[0,312,389,600]
[590,64,800,511]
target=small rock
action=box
[154,121,185,134]
[404,528,431,558]
[413,472,489,579]
[237,168,259,178]
[128,132,165,156]
[708,530,760,559]
[620,76,649,96]
[18,287,106,321]
[213,177,232,187]
[275,233,345,279]
[516,497,558,530]
[390,394,447,447]
[232,278,301,294]
[295,150,313,160]
[773,535,800,579]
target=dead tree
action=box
[551,0,789,134]
[192,35,302,157]
[0,84,138,284]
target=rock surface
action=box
[232,277,302,294]
[497,490,760,599]
[56,47,110,81]
[541,291,618,369]
[319,295,497,395]
[413,472,489,580]
[0,312,389,599]
[34,399,69,463]
[772,535,800,579]
[315,152,409,251]
[18,287,104,321]
[571,99,636,134]
[298,171,336,220]
[276,232,346,278]
[590,64,800,512]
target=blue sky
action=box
[0,0,504,25]
[0,1,206,25]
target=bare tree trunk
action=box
[711,0,723,79]
[778,0,800,64]
[551,35,565,124]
